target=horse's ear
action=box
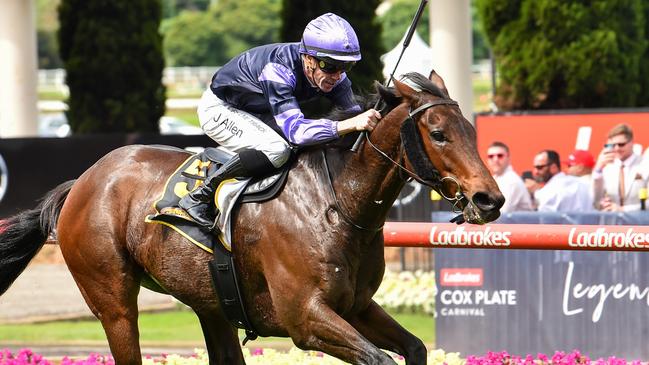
[375,81,401,107]
[392,78,418,102]
[428,69,450,98]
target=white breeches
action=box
[197,89,290,168]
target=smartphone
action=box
[521,171,533,180]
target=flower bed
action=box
[373,270,437,315]
[2,348,646,365]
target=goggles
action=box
[316,58,355,74]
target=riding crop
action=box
[351,0,429,152]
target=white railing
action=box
[38,66,220,93]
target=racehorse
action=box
[0,71,503,365]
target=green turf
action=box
[165,109,199,126]
[0,308,434,346]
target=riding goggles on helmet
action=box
[316,57,355,74]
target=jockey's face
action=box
[303,55,343,93]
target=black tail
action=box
[0,180,76,295]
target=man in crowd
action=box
[485,141,533,212]
[593,124,648,211]
[565,149,595,184]
[530,150,593,211]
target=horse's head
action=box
[376,71,504,224]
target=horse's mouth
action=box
[462,202,500,225]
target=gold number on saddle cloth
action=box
[173,159,212,198]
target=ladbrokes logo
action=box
[440,268,483,286]
[568,227,649,249]
[429,226,511,247]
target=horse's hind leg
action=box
[60,237,143,364]
[195,309,245,365]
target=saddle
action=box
[146,146,291,343]
[145,147,289,252]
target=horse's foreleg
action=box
[195,309,246,365]
[348,300,427,365]
[285,301,398,365]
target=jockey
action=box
[179,12,381,227]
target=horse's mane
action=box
[399,72,446,99]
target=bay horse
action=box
[0,71,503,365]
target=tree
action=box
[280,0,384,95]
[638,4,649,106]
[162,10,227,66]
[58,0,166,133]
[212,0,281,58]
[378,0,429,52]
[162,0,281,66]
[37,30,62,69]
[477,0,647,110]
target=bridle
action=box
[367,99,469,216]
[322,98,471,231]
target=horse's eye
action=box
[431,131,446,142]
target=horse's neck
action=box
[328,109,407,229]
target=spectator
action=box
[531,150,593,212]
[565,149,595,184]
[486,141,533,212]
[592,124,648,211]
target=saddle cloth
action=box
[145,147,288,252]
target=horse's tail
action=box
[0,180,76,295]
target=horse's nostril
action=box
[472,192,504,211]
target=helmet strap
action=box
[302,55,318,89]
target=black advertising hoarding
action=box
[0,134,212,218]
[435,249,649,359]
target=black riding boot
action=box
[179,153,247,227]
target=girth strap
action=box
[208,243,258,344]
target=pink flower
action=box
[251,348,263,356]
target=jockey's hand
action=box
[337,109,381,136]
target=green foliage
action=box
[162,10,227,66]
[477,0,648,110]
[638,4,649,106]
[280,0,384,95]
[37,30,62,69]
[212,0,281,58]
[58,0,166,133]
[161,0,211,19]
[162,0,281,66]
[378,0,429,52]
[36,0,62,69]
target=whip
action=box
[351,0,429,152]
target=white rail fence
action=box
[39,66,219,96]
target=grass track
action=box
[0,309,434,347]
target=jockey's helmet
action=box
[299,13,361,64]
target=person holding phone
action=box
[592,124,648,211]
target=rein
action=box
[320,97,471,230]
[321,149,384,232]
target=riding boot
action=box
[179,153,247,227]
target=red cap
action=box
[566,150,595,168]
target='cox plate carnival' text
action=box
[429,226,511,247]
